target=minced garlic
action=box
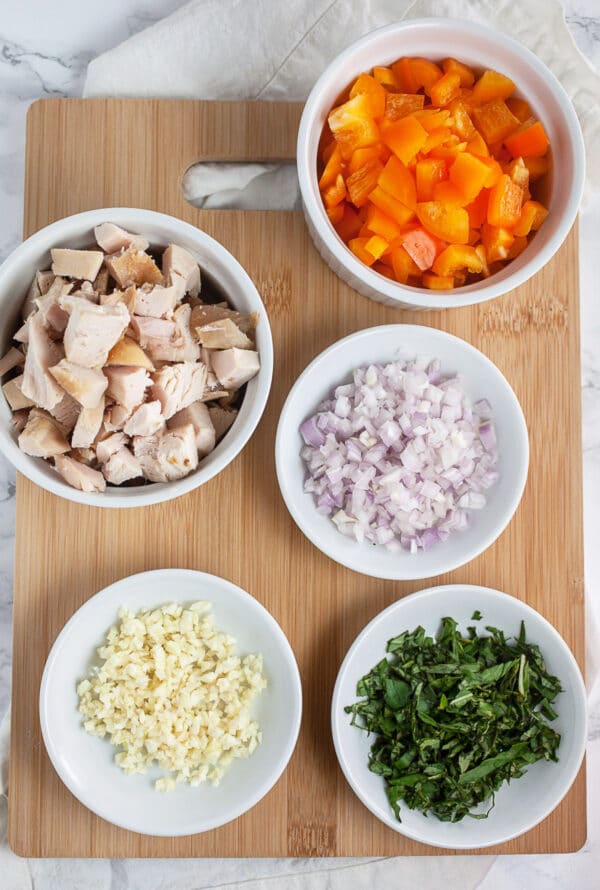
[77,601,266,790]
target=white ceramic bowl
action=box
[0,208,273,507]
[40,568,302,836]
[331,584,587,850]
[275,324,528,580]
[297,18,585,309]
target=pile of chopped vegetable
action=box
[345,616,562,822]
[318,57,550,289]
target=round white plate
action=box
[331,584,586,850]
[40,569,302,836]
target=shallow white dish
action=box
[0,208,273,507]
[275,324,528,580]
[331,584,587,850]
[40,569,302,837]
[297,17,585,309]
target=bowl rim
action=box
[39,567,303,836]
[331,583,588,849]
[0,207,274,508]
[297,16,586,309]
[275,323,529,580]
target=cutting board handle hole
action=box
[182,161,300,211]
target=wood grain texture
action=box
[9,98,585,857]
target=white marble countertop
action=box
[0,2,599,888]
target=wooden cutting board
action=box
[9,98,585,858]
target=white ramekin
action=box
[0,208,273,508]
[297,18,585,309]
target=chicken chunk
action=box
[162,244,200,296]
[130,316,180,363]
[54,454,106,493]
[61,297,129,368]
[11,409,30,434]
[104,365,149,409]
[208,406,238,441]
[104,403,133,432]
[71,396,105,448]
[171,303,200,361]
[106,335,154,371]
[102,447,142,485]
[2,375,34,411]
[21,313,65,410]
[211,348,260,390]
[168,401,215,457]
[0,347,24,377]
[36,276,72,335]
[93,267,110,295]
[49,359,107,409]
[51,248,104,282]
[23,270,56,320]
[100,285,137,314]
[105,248,162,289]
[123,400,165,437]
[133,275,185,318]
[133,423,198,482]
[18,409,70,457]
[190,304,257,337]
[96,431,128,464]
[150,361,207,419]
[49,391,81,434]
[94,223,149,254]
[196,317,253,350]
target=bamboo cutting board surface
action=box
[9,98,585,857]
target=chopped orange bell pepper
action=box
[416,202,470,244]
[414,109,452,132]
[474,244,489,276]
[513,199,549,237]
[319,144,344,190]
[449,99,476,140]
[350,73,387,119]
[346,158,384,207]
[372,261,396,280]
[481,223,515,262]
[401,227,440,270]
[410,57,444,93]
[378,156,417,208]
[432,181,468,206]
[465,189,489,228]
[507,236,529,259]
[429,72,461,107]
[506,97,532,123]
[471,100,520,144]
[322,173,347,208]
[432,244,484,276]
[471,69,515,105]
[348,145,384,174]
[328,94,380,158]
[487,174,523,228]
[391,245,421,282]
[442,58,475,87]
[326,204,344,225]
[422,272,455,289]
[506,156,530,191]
[368,186,415,226]
[392,58,418,93]
[333,204,362,241]
[449,151,492,202]
[523,155,550,180]
[365,234,389,260]
[428,140,468,160]
[422,127,454,154]
[385,92,425,120]
[478,156,503,188]
[373,66,399,88]
[466,131,489,157]
[366,204,403,241]
[348,237,376,266]
[504,120,550,158]
[415,158,447,201]
[382,116,428,165]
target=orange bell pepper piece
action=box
[471,69,515,105]
[481,223,515,262]
[506,97,532,123]
[364,234,389,260]
[449,99,476,140]
[513,200,549,237]
[466,131,489,157]
[428,140,468,160]
[474,244,489,277]
[373,66,399,89]
[391,58,418,93]
[415,158,447,201]
[382,116,428,165]
[414,109,452,132]
[385,93,425,120]
[465,189,489,228]
[391,245,421,282]
[432,181,468,206]
[348,145,384,174]
[378,156,417,209]
[401,227,440,270]
[417,201,470,244]
[326,204,344,225]
[432,244,484,276]
[442,58,475,87]
[349,237,377,266]
[333,204,362,241]
[429,72,461,107]
[504,120,550,158]
[322,173,347,209]
[507,235,529,259]
[506,157,530,192]
[422,272,455,289]
[346,158,384,207]
[319,144,344,190]
[368,186,415,226]
[350,73,387,119]
[372,261,396,280]
[471,100,520,144]
[366,204,403,241]
[449,151,492,202]
[328,94,380,158]
[422,127,454,154]
[523,156,550,181]
[411,58,444,94]
[487,174,523,228]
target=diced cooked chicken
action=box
[196,317,253,350]
[151,361,207,419]
[61,297,129,368]
[208,405,238,440]
[49,359,107,409]
[162,244,200,296]
[190,304,257,337]
[102,446,142,485]
[211,348,260,390]
[21,314,65,410]
[51,248,104,282]
[93,267,110,295]
[23,270,56,320]
[11,409,30,434]
[100,285,137,313]
[133,423,198,482]
[104,403,133,432]
[0,347,24,377]
[2,374,34,410]
[168,401,215,457]
[104,365,149,409]
[71,447,96,465]
[171,304,201,361]
[94,223,149,255]
[96,431,128,464]
[129,316,180,363]
[14,319,30,343]
[54,454,106,493]
[36,276,73,335]
[18,409,70,457]
[123,400,165,437]
[105,248,162,289]
[71,396,105,448]
[49,391,81,434]
[106,335,154,371]
[133,275,185,318]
